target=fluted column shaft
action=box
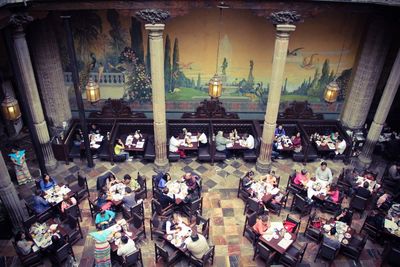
[340,17,388,130]
[358,49,400,167]
[0,153,27,227]
[29,19,72,128]
[12,25,57,170]
[145,24,169,172]
[256,24,296,173]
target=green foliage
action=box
[130,17,144,64]
[164,35,172,92]
[120,47,152,103]
[196,73,201,89]
[171,38,194,89]
[221,58,228,76]
[166,87,208,101]
[255,82,269,105]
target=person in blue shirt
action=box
[95,210,116,230]
[32,190,50,214]
[39,174,57,191]
[158,173,171,189]
[274,125,286,137]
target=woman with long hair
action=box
[8,147,32,185]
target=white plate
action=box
[284,233,292,240]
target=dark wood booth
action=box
[51,119,116,164]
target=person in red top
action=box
[327,183,340,203]
[294,169,309,186]
[291,132,302,148]
[253,214,270,235]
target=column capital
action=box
[9,13,34,38]
[136,9,170,24]
[145,23,165,39]
[269,10,301,26]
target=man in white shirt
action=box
[198,133,208,147]
[335,136,347,155]
[315,161,333,185]
[117,236,137,257]
[244,134,255,150]
[185,233,210,259]
[169,135,186,158]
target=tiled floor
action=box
[0,154,390,266]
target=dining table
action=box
[250,181,280,203]
[178,135,199,151]
[29,218,67,249]
[305,180,328,201]
[355,176,380,192]
[43,184,74,205]
[163,221,193,254]
[314,138,336,152]
[166,181,189,204]
[80,134,104,150]
[276,136,295,152]
[123,134,147,152]
[259,221,297,254]
[320,219,355,246]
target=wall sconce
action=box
[1,94,21,121]
[324,81,340,103]
[85,78,100,103]
[208,74,222,99]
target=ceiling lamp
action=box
[85,78,100,103]
[208,2,229,100]
[1,94,21,121]
[324,81,340,103]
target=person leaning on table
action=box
[315,161,333,185]
[95,210,116,230]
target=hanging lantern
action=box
[85,78,100,103]
[1,94,21,121]
[208,74,222,99]
[324,81,340,103]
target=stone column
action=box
[357,49,400,168]
[136,9,170,172]
[340,17,388,130]
[29,18,72,128]
[256,11,300,173]
[9,14,57,170]
[0,152,27,227]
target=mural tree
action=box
[130,17,144,64]
[145,36,151,76]
[120,47,152,103]
[107,10,125,56]
[171,38,193,89]
[196,73,201,89]
[164,34,172,92]
[71,10,102,68]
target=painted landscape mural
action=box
[58,8,365,116]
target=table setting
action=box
[29,222,59,249]
[44,185,72,204]
[261,222,295,252]
[166,222,192,250]
[166,181,188,201]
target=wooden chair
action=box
[62,214,83,245]
[266,191,289,216]
[154,243,182,267]
[135,172,147,200]
[280,242,308,267]
[242,211,259,246]
[349,194,368,217]
[69,173,90,202]
[49,243,75,266]
[303,211,322,243]
[381,243,400,267]
[290,193,312,218]
[360,214,383,242]
[252,241,276,266]
[196,214,210,240]
[188,245,215,266]
[284,214,301,235]
[12,240,43,266]
[23,215,37,233]
[237,176,251,201]
[314,241,340,266]
[151,199,174,216]
[88,198,102,219]
[127,213,146,242]
[123,248,144,267]
[25,202,53,223]
[183,197,203,217]
[244,197,264,215]
[65,204,82,222]
[150,213,168,240]
[340,233,367,262]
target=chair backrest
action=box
[151,213,161,228]
[257,242,272,261]
[77,174,87,188]
[23,215,38,231]
[247,211,258,227]
[320,242,338,261]
[275,176,281,187]
[96,171,113,191]
[248,198,262,213]
[294,194,308,209]
[125,249,141,265]
[190,197,202,211]
[350,195,368,210]
[286,214,300,233]
[130,201,144,218]
[88,198,101,217]
[66,214,78,229]
[137,172,146,188]
[65,204,80,218]
[201,245,214,263]
[132,213,144,229]
[56,243,72,262]
[155,243,169,259]
[152,199,163,214]
[306,211,316,229]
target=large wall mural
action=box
[59,9,365,116]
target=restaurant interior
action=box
[0,0,400,266]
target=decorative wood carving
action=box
[136,9,170,24]
[9,13,33,27]
[269,10,301,25]
[182,99,239,119]
[278,101,323,120]
[89,98,146,119]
